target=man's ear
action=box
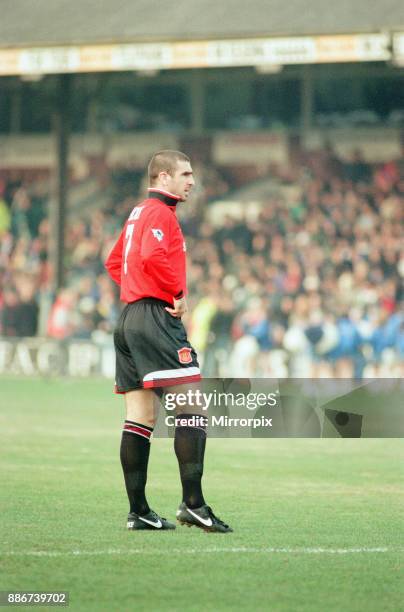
[158,171,169,186]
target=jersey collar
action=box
[148,188,181,207]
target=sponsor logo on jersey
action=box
[177,347,193,364]
[152,228,164,242]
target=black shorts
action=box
[113,298,201,393]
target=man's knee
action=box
[125,389,157,427]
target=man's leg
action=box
[169,382,207,509]
[120,388,156,516]
[121,389,175,530]
[166,382,233,532]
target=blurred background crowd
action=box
[1,142,403,378]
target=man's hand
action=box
[165,296,187,318]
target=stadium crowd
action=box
[0,146,403,377]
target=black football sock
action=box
[120,420,154,516]
[174,413,207,509]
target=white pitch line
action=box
[1,547,399,557]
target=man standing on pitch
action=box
[105,150,232,533]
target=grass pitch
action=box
[0,377,403,612]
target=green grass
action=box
[0,377,403,612]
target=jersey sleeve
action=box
[104,230,124,285]
[140,209,183,298]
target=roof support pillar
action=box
[300,65,313,144]
[50,73,71,291]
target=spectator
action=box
[1,145,402,379]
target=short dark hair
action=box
[148,150,190,186]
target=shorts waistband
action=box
[127,297,173,308]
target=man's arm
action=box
[105,230,124,285]
[141,211,184,299]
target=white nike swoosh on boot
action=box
[186,507,213,527]
[138,516,162,528]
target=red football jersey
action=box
[105,189,187,304]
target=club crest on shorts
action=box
[177,347,192,364]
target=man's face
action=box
[161,160,195,201]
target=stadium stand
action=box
[0,0,403,379]
[1,142,402,378]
